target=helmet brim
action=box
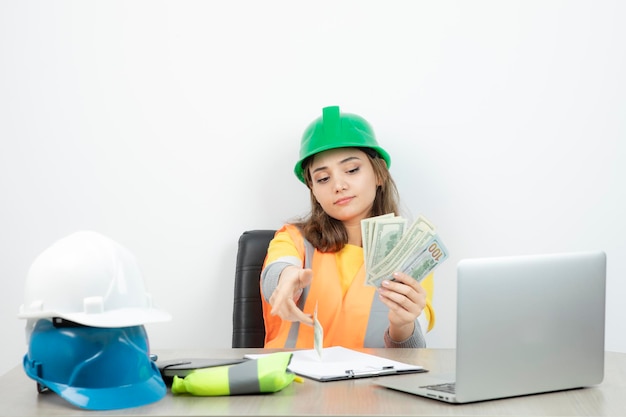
[18,307,172,328]
[25,359,167,410]
[294,144,391,184]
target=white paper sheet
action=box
[245,346,425,381]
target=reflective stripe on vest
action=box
[284,239,314,348]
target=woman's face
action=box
[308,148,380,225]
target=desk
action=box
[1,348,624,416]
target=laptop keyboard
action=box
[422,382,456,394]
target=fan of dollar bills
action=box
[362,213,449,287]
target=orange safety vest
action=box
[261,224,435,349]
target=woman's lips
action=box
[334,196,354,205]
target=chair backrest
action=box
[232,230,276,348]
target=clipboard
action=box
[245,346,427,382]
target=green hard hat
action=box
[294,106,391,183]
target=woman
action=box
[260,105,435,348]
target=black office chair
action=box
[232,230,276,348]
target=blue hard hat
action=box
[23,319,166,410]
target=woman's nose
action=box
[334,179,347,192]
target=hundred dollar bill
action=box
[366,215,437,286]
[366,216,407,271]
[367,234,449,287]
[361,213,394,267]
[397,235,449,283]
[367,215,434,275]
[313,301,323,359]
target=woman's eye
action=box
[316,176,329,184]
[347,166,360,174]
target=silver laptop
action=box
[377,250,606,403]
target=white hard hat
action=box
[18,231,171,328]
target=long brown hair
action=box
[292,148,400,252]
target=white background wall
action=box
[1,1,624,377]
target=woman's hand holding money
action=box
[377,271,428,342]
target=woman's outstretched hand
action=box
[269,266,314,326]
